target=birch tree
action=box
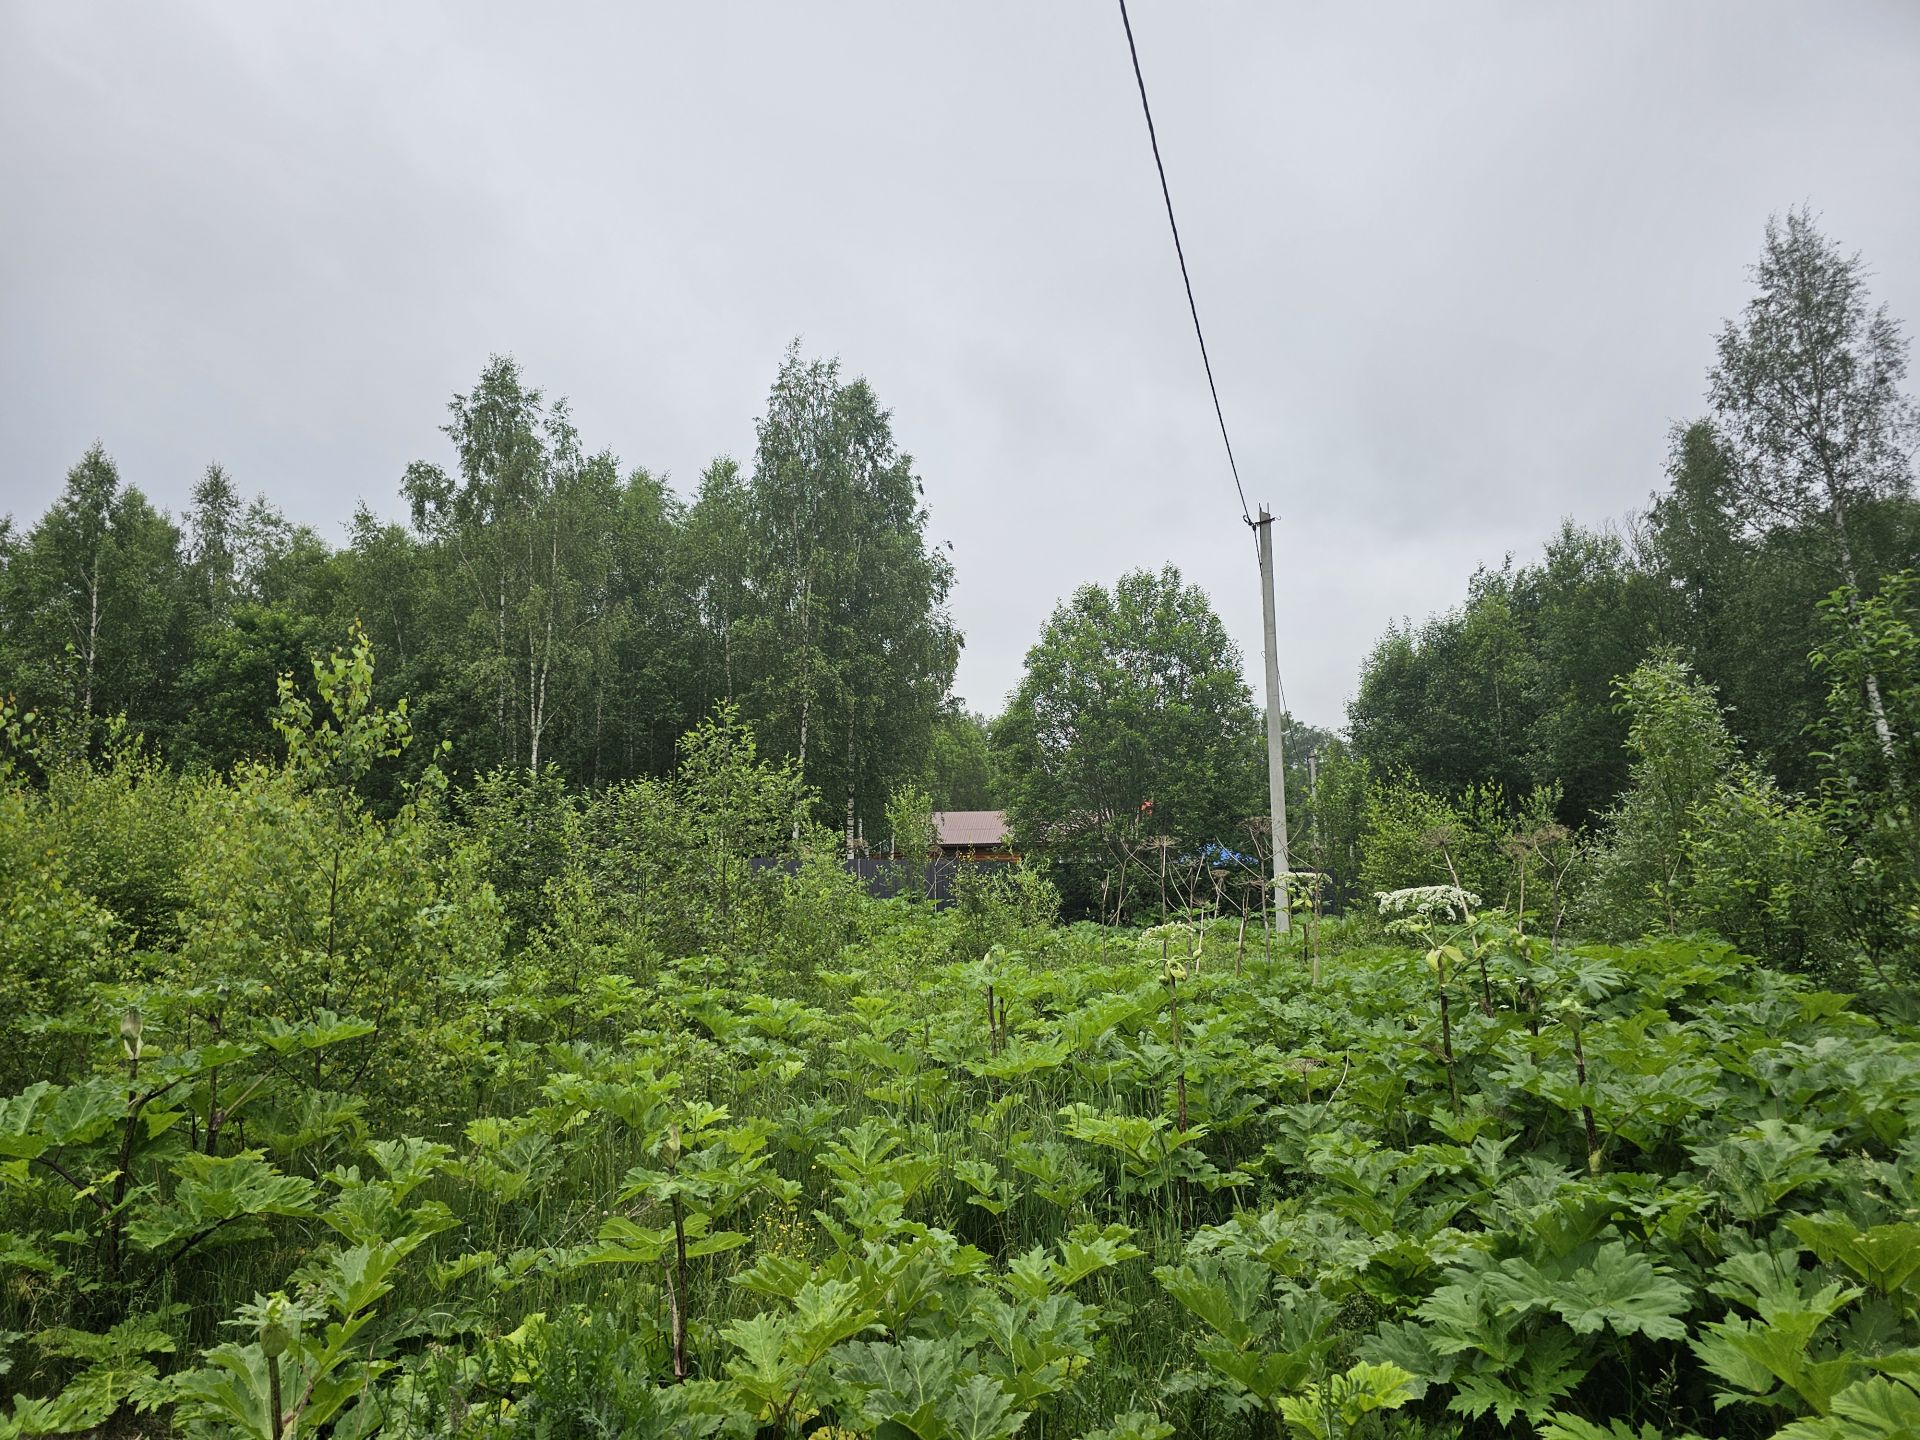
[1708,208,1920,755]
[737,345,958,843]
[403,356,617,773]
[0,446,191,738]
[39,444,119,718]
[684,458,751,708]
[187,463,241,624]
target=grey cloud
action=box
[4,1,1917,725]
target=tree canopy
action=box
[993,565,1263,870]
[0,346,959,840]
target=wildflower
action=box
[1375,885,1479,921]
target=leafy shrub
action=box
[0,785,119,1090]
[1585,652,1853,980]
[1583,652,1736,936]
[946,861,1062,964]
[1812,572,1920,981]
[458,763,579,947]
[583,704,815,960]
[174,628,504,1117]
[1683,768,1850,982]
[39,719,195,951]
[1359,775,1569,926]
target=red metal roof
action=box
[933,810,1009,848]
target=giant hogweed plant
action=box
[1376,885,1483,1113]
[15,858,1920,1436]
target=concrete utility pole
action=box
[1255,507,1290,934]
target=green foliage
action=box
[12,784,1920,1439]
[583,703,818,958]
[886,780,939,903]
[3,343,964,829]
[1583,653,1736,936]
[0,788,118,1090]
[164,628,504,1112]
[1682,767,1849,980]
[1348,528,1666,827]
[458,764,579,945]
[994,565,1262,904]
[1350,209,1920,898]
[1812,572,1920,978]
[0,444,196,744]
[1583,652,1853,978]
[1359,774,1570,930]
[6,236,1920,1436]
[925,708,998,812]
[735,344,961,837]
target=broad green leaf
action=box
[1277,1362,1417,1440]
[1484,1242,1690,1340]
[940,1372,1028,1440]
[1153,1257,1269,1349]
[123,1152,317,1252]
[1773,1376,1920,1439]
[1077,1414,1174,1440]
[1790,1216,1920,1303]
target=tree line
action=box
[5,208,1911,951]
[972,209,1920,959]
[0,344,975,840]
[1345,209,1919,818]
[1315,208,1920,978]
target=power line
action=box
[1115,0,1253,529]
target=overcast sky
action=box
[4,3,1918,729]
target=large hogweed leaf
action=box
[1445,1328,1591,1426]
[1689,1120,1836,1221]
[835,1336,962,1438]
[953,1158,1020,1217]
[1772,1376,1920,1439]
[122,1151,318,1253]
[1539,1416,1708,1440]
[1154,1256,1334,1405]
[1790,1215,1920,1309]
[1006,1139,1101,1211]
[1274,1362,1418,1440]
[1480,1241,1691,1340]
[971,1291,1104,1405]
[1077,1413,1174,1440]
[1691,1239,1865,1415]
[723,1278,878,1427]
[1004,1224,1142,1300]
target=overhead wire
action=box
[1115,0,1254,530]
[1115,0,1292,737]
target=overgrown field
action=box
[10,897,1920,1439]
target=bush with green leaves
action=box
[884,779,938,903]
[173,628,504,1116]
[37,720,195,953]
[1359,774,1569,927]
[582,703,818,960]
[1811,571,1920,982]
[1584,652,1853,981]
[0,701,129,1091]
[1583,652,1741,936]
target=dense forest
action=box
[1294,209,1920,983]
[0,343,978,838]
[5,209,1920,1439]
[5,210,1920,956]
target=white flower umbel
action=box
[1375,885,1480,922]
